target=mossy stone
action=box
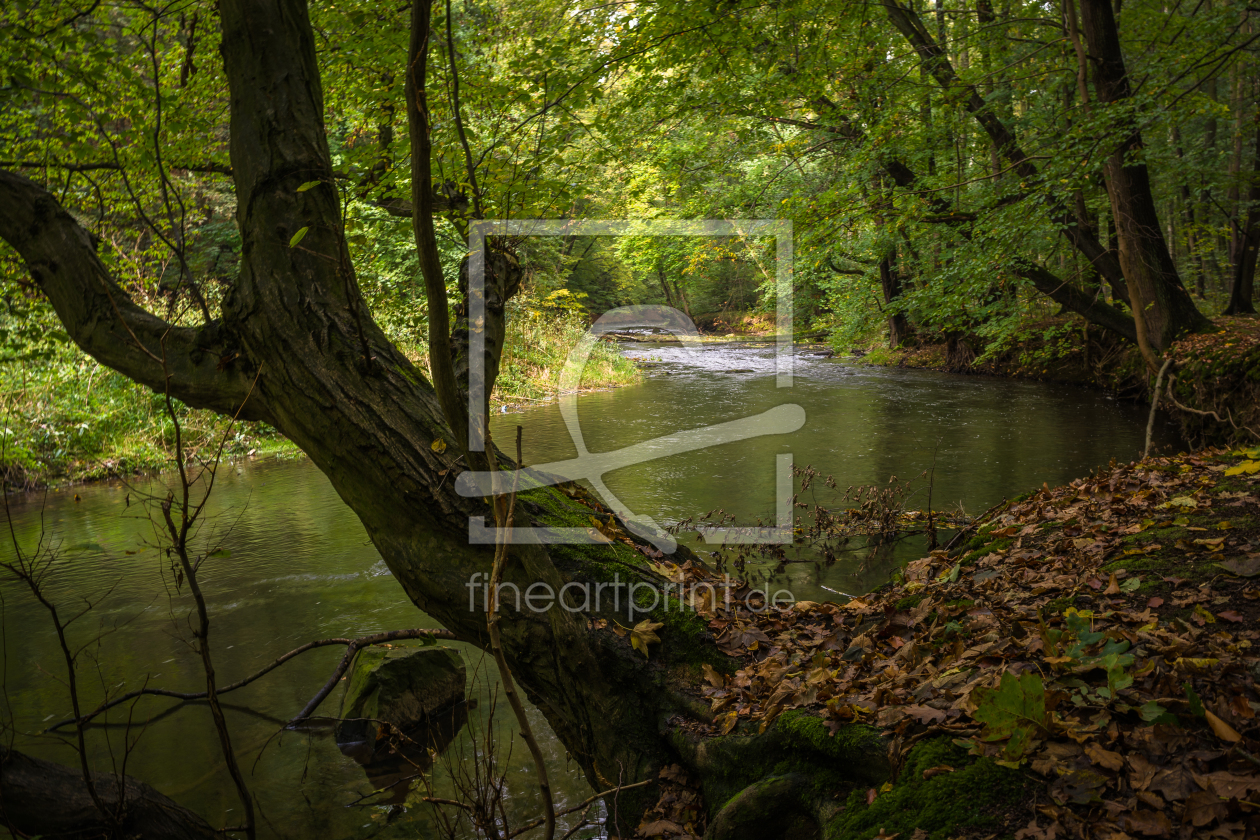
[336,645,465,745]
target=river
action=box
[0,343,1175,838]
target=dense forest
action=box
[2,0,1260,839]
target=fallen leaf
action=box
[1203,709,1242,743]
[1218,610,1244,623]
[903,705,947,725]
[1147,596,1164,608]
[1121,808,1172,836]
[631,620,664,658]
[1084,742,1124,771]
[701,663,724,688]
[637,818,684,836]
[922,765,954,779]
[1217,556,1260,577]
[1182,790,1228,827]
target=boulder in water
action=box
[336,645,465,745]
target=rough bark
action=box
[0,747,219,840]
[0,172,263,421]
[1078,0,1212,352]
[0,0,681,827]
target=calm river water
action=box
[0,344,1175,838]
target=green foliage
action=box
[972,671,1051,765]
[827,738,1024,840]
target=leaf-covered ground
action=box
[640,447,1260,839]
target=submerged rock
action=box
[335,645,465,746]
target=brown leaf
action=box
[1149,766,1199,802]
[658,764,688,783]
[1218,610,1244,623]
[1182,790,1228,828]
[903,705,948,725]
[1192,770,1260,799]
[701,664,724,688]
[1120,809,1172,837]
[638,818,685,836]
[922,765,954,779]
[1217,556,1260,577]
[1204,709,1242,743]
[1147,596,1164,608]
[1085,742,1125,772]
[1104,572,1123,595]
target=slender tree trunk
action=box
[658,262,677,307]
[879,249,909,348]
[1226,109,1260,314]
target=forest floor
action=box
[637,445,1260,840]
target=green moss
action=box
[959,537,1013,566]
[894,593,924,611]
[1044,596,1074,615]
[826,738,1024,840]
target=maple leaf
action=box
[972,671,1051,763]
[631,619,664,658]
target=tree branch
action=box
[0,169,268,421]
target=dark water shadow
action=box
[336,701,471,806]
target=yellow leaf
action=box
[1225,460,1260,476]
[630,619,664,658]
[430,438,447,453]
[1205,709,1242,743]
[701,664,724,687]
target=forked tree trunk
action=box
[0,0,689,827]
[1078,0,1211,355]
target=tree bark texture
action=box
[0,0,689,825]
[1078,0,1211,351]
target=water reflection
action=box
[0,343,1176,838]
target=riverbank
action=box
[647,444,1260,839]
[843,316,1260,449]
[0,306,639,488]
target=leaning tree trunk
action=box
[0,0,685,826]
[1078,0,1212,353]
[0,747,219,840]
[884,0,1210,352]
[0,3,909,836]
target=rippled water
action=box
[0,343,1175,838]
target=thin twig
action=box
[285,628,458,727]
[1144,357,1174,460]
[486,425,555,840]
